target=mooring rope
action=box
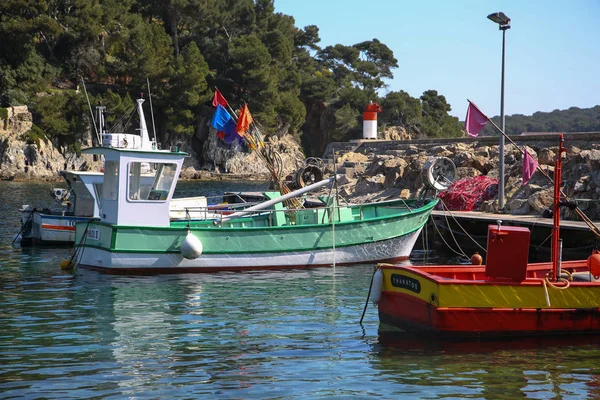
[12,208,35,245]
[359,264,386,325]
[438,199,487,253]
[429,212,469,259]
[64,219,93,270]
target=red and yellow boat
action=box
[373,134,600,338]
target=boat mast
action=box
[136,97,151,150]
[551,134,566,281]
[81,77,101,146]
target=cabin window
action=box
[102,161,118,200]
[127,162,177,202]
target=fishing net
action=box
[437,175,498,211]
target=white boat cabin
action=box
[59,170,104,218]
[83,146,187,227]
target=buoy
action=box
[587,249,600,277]
[60,260,75,271]
[180,231,203,260]
[369,268,384,305]
[471,252,483,265]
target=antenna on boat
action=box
[80,77,101,146]
[147,78,158,147]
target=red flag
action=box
[522,151,538,185]
[212,89,228,108]
[235,103,253,137]
[464,101,488,137]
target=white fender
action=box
[180,231,203,260]
[370,268,384,305]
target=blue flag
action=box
[211,105,241,144]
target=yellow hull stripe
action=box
[382,268,600,309]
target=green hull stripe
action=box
[77,199,436,255]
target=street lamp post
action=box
[487,11,510,210]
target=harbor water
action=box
[2,180,600,399]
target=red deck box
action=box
[485,225,530,281]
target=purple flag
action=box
[522,151,538,185]
[465,102,488,137]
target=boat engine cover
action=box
[485,225,530,281]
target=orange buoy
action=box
[60,260,74,271]
[587,249,600,277]
[471,252,483,265]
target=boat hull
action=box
[21,211,90,246]
[377,262,600,338]
[77,230,420,274]
[75,198,436,273]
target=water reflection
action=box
[3,180,600,398]
[375,327,600,398]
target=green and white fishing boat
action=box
[72,140,437,273]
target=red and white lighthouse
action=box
[363,101,382,139]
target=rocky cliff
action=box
[324,135,600,221]
[0,106,306,182]
[3,107,599,222]
[0,106,100,181]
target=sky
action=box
[274,0,600,119]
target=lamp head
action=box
[487,12,511,29]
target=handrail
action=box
[174,199,428,227]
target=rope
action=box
[438,199,487,253]
[433,213,596,253]
[69,219,93,270]
[332,204,336,268]
[442,211,470,259]
[540,270,571,307]
[422,217,429,264]
[110,105,137,134]
[432,202,472,259]
[545,270,572,288]
[430,215,470,259]
[359,264,382,324]
[12,208,35,245]
[542,279,551,307]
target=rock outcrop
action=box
[1,107,304,182]
[196,130,306,180]
[0,106,100,181]
[2,107,599,222]
[324,137,600,221]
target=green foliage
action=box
[480,106,600,136]
[380,91,422,132]
[96,91,136,131]
[20,124,47,147]
[6,0,587,162]
[418,90,463,138]
[29,90,90,148]
[331,104,360,142]
[104,15,173,84]
[378,90,463,139]
[162,42,211,136]
[0,107,7,121]
[275,91,306,137]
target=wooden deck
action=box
[428,210,600,260]
[431,210,596,231]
